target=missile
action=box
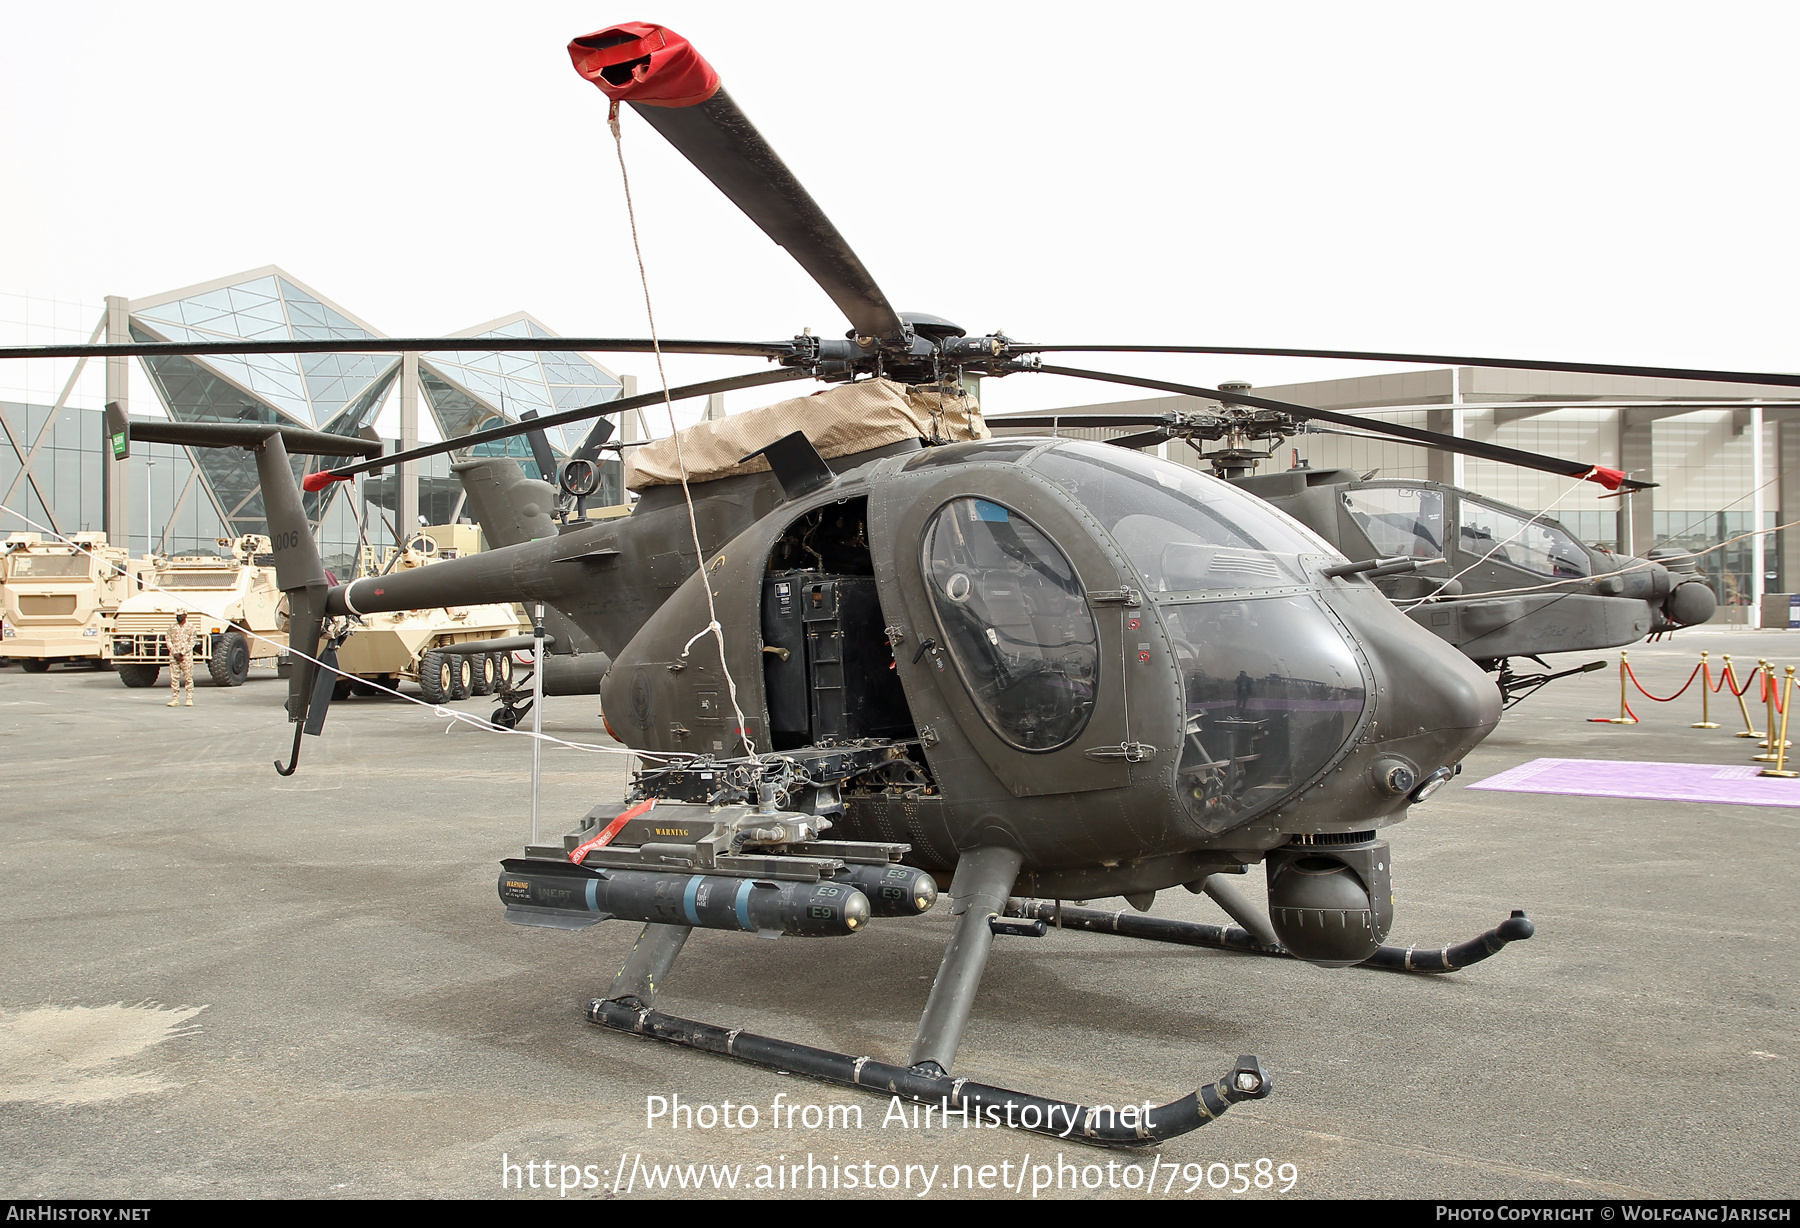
[831,862,938,917]
[498,859,870,937]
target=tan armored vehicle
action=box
[110,535,287,689]
[1,532,147,671]
[330,531,524,702]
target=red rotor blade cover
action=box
[302,471,346,493]
[1586,466,1627,491]
[568,22,721,107]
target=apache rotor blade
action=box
[0,336,796,362]
[308,366,813,488]
[569,23,908,348]
[992,410,1393,451]
[1024,363,1652,491]
[1012,344,1800,391]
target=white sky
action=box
[3,0,1797,429]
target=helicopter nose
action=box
[1262,593,1498,968]
[1336,589,1501,771]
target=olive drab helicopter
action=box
[18,20,1800,1145]
[989,392,1737,706]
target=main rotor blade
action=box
[569,24,908,348]
[316,366,813,483]
[1024,363,1653,491]
[988,413,1171,430]
[0,336,796,362]
[1103,429,1173,451]
[1012,344,1800,391]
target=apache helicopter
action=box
[22,20,1800,1144]
[989,393,1732,706]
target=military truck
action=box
[109,535,287,688]
[1,532,148,671]
[329,532,524,702]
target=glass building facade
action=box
[4,267,626,573]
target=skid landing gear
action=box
[1004,898,1536,974]
[585,850,1273,1148]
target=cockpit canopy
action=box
[1030,441,1333,592]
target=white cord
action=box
[609,100,758,758]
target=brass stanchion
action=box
[1759,667,1799,779]
[1691,650,1721,729]
[1732,656,1764,739]
[1589,650,1638,724]
[1754,660,1790,761]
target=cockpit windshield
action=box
[1160,595,1368,833]
[1031,441,1332,592]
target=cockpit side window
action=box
[1457,496,1591,579]
[922,498,1098,751]
[1031,441,1324,592]
[1341,486,1445,559]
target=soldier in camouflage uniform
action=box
[166,611,196,706]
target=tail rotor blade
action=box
[569,23,908,348]
[517,411,560,483]
[573,416,616,464]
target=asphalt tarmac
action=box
[1,630,1795,1200]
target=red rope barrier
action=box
[1763,668,1788,715]
[1623,660,1703,704]
[1718,662,1761,698]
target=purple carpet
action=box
[1467,758,1800,808]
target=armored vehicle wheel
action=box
[470,651,498,696]
[419,649,453,703]
[208,631,251,687]
[117,663,160,688]
[20,659,49,674]
[491,705,520,729]
[333,677,356,701]
[448,653,473,700]
[492,652,514,689]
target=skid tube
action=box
[587,999,1271,1149]
[1005,899,1536,973]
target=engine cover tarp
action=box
[624,378,989,491]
